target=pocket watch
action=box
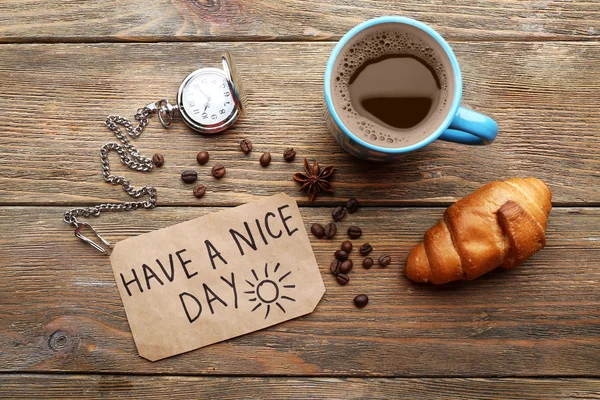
[160,51,246,133]
[63,52,246,254]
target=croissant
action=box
[405,178,552,284]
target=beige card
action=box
[109,193,325,361]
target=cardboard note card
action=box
[109,193,325,361]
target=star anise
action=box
[293,158,335,202]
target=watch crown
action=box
[156,99,176,127]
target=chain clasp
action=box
[72,218,112,255]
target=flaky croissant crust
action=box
[405,178,552,284]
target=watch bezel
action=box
[177,67,241,134]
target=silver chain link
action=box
[63,105,159,226]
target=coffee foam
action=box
[331,24,454,148]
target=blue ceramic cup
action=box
[324,16,498,161]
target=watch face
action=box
[179,69,237,131]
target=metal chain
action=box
[63,104,159,226]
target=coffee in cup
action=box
[324,17,498,161]
[330,22,455,148]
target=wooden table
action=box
[1,1,599,398]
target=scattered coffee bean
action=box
[193,184,206,199]
[330,259,341,275]
[379,254,391,267]
[152,153,164,167]
[181,170,198,183]
[211,164,226,179]
[283,148,296,162]
[196,151,209,165]
[336,273,350,285]
[332,206,347,221]
[363,257,374,269]
[354,294,369,308]
[339,259,353,274]
[260,152,271,167]
[240,139,253,154]
[347,226,362,239]
[311,223,325,238]
[346,198,360,213]
[341,240,353,253]
[324,222,337,239]
[335,250,348,261]
[359,243,373,256]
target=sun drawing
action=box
[244,263,296,319]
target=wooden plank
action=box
[0,206,598,376]
[0,42,599,206]
[1,375,599,399]
[0,0,598,42]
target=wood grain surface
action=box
[1,376,599,399]
[2,0,600,396]
[1,206,598,375]
[1,42,599,207]
[0,0,599,42]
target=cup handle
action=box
[439,107,498,145]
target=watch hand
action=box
[198,88,212,102]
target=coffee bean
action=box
[181,170,197,183]
[240,139,253,154]
[347,226,362,239]
[283,148,296,162]
[341,240,353,253]
[359,243,373,256]
[362,257,374,269]
[193,184,206,199]
[354,294,368,308]
[336,273,350,285]
[311,223,325,238]
[335,250,348,261]
[379,254,391,267]
[324,222,337,238]
[332,206,347,221]
[339,259,353,274]
[211,164,226,179]
[346,198,360,213]
[152,153,164,167]
[330,259,341,275]
[260,152,271,167]
[196,151,209,165]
